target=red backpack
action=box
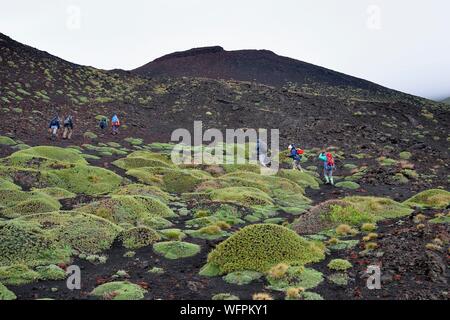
[297,149,304,155]
[326,152,335,167]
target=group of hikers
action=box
[287,144,336,185]
[257,140,336,185]
[48,116,334,184]
[48,114,121,140]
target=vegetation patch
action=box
[204,224,325,274]
[19,211,122,255]
[120,227,161,249]
[403,189,450,209]
[77,195,175,226]
[266,265,324,291]
[0,282,16,300]
[327,259,352,271]
[91,281,147,300]
[222,271,263,285]
[153,241,201,259]
[335,181,360,190]
[0,219,71,267]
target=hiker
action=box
[111,114,120,135]
[288,144,304,171]
[99,117,108,130]
[62,115,74,140]
[319,151,336,185]
[48,115,61,140]
[257,139,270,167]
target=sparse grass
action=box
[327,259,352,271]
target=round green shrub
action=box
[327,259,352,271]
[205,224,325,274]
[0,220,71,267]
[120,227,161,249]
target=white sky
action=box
[1,0,449,100]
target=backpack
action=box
[326,153,335,167]
[297,149,304,155]
[64,116,72,126]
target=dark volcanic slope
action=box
[0,32,449,184]
[133,46,390,93]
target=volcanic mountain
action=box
[132,46,390,93]
[0,32,449,162]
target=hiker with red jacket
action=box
[319,151,336,185]
[288,144,304,172]
[111,114,120,135]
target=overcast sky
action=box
[1,0,449,100]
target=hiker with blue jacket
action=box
[288,144,304,171]
[111,114,120,135]
[48,115,61,140]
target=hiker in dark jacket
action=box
[288,144,303,171]
[99,117,108,130]
[48,115,61,140]
[62,115,74,140]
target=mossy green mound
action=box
[31,187,76,200]
[1,197,61,219]
[276,170,320,190]
[0,264,41,285]
[0,189,61,218]
[153,241,201,259]
[212,293,239,300]
[141,216,173,229]
[18,211,122,255]
[327,259,352,271]
[344,196,413,219]
[0,178,21,191]
[5,146,87,167]
[127,167,210,193]
[45,165,122,195]
[222,271,262,285]
[0,219,71,267]
[335,181,360,190]
[217,171,312,213]
[403,189,450,209]
[0,282,16,300]
[35,264,66,280]
[113,151,175,170]
[77,195,175,226]
[267,266,324,291]
[91,281,147,300]
[0,136,16,146]
[112,184,173,203]
[204,224,325,274]
[208,187,274,207]
[120,227,161,249]
[293,197,413,235]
